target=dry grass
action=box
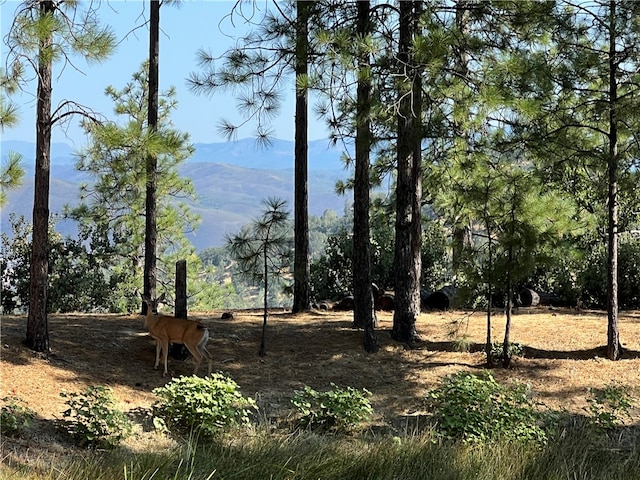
[1,307,640,452]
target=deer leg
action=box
[199,343,212,375]
[154,340,162,370]
[184,343,203,376]
[161,340,170,377]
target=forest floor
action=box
[2,307,640,456]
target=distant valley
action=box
[1,139,353,250]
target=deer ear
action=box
[157,293,166,302]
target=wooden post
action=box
[175,260,187,318]
[171,259,189,360]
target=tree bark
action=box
[292,0,311,313]
[143,0,160,314]
[353,0,379,353]
[26,0,55,353]
[606,0,620,360]
[392,0,422,345]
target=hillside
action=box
[1,139,352,249]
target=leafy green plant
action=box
[489,341,524,361]
[290,383,374,433]
[426,371,548,444]
[0,396,35,436]
[586,384,635,432]
[152,373,258,438]
[60,385,132,448]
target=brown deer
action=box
[140,293,212,377]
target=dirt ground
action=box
[2,307,640,445]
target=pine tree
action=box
[144,0,161,313]
[68,63,199,308]
[498,0,640,360]
[189,1,322,314]
[353,0,379,353]
[392,0,423,345]
[226,198,292,356]
[4,0,115,352]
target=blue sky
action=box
[1,0,326,148]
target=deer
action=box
[140,293,212,377]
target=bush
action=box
[60,385,132,448]
[0,396,35,436]
[290,383,374,433]
[152,373,258,438]
[426,371,548,444]
[488,342,524,363]
[579,237,640,309]
[586,384,635,432]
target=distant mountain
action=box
[2,138,350,171]
[1,139,352,250]
[2,140,76,165]
[190,138,349,171]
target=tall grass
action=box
[2,427,640,480]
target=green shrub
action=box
[488,341,524,361]
[0,396,35,436]
[60,385,132,448]
[152,373,258,438]
[426,371,548,444]
[290,383,374,433]
[586,384,635,432]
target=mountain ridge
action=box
[1,139,352,250]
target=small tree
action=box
[227,198,292,356]
[67,63,198,308]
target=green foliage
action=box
[489,342,524,362]
[426,372,548,445]
[586,384,635,432]
[226,198,292,289]
[68,62,214,310]
[0,214,125,313]
[290,384,373,433]
[152,373,258,438]
[0,151,24,207]
[310,207,448,300]
[579,236,640,309]
[310,227,353,300]
[0,396,35,436]
[60,386,132,449]
[420,220,448,292]
[227,198,292,355]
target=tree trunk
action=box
[451,0,472,280]
[143,0,160,314]
[260,243,268,356]
[26,0,55,354]
[502,262,513,368]
[606,0,620,360]
[353,0,379,353]
[292,0,311,314]
[392,0,422,345]
[485,213,493,364]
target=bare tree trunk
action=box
[260,243,268,356]
[485,212,493,364]
[143,0,160,314]
[392,0,422,345]
[606,0,620,360]
[26,0,54,353]
[292,0,311,313]
[502,271,513,368]
[353,0,379,353]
